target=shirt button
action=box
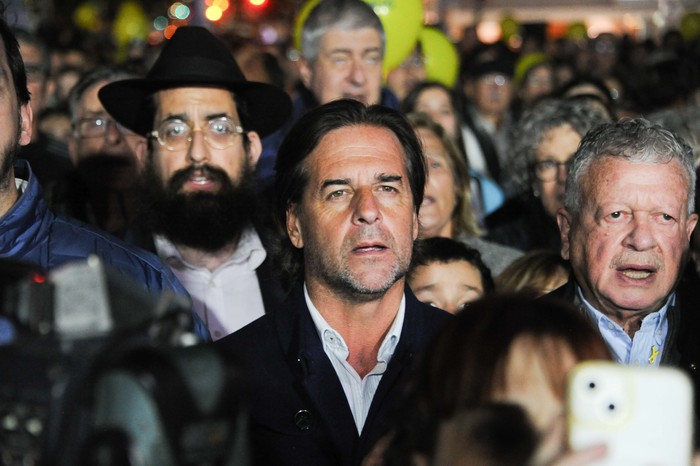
[294,410,313,431]
[607,322,614,330]
[209,280,216,288]
[214,330,221,338]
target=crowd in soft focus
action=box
[6,0,700,464]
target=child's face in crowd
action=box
[409,260,484,313]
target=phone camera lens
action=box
[608,403,616,411]
[588,381,596,389]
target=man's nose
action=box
[348,59,368,85]
[623,216,657,251]
[352,187,381,225]
[104,120,124,145]
[186,129,210,164]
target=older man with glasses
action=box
[48,66,147,241]
[99,26,292,340]
[67,66,147,167]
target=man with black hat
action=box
[100,26,292,340]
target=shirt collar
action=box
[577,285,674,329]
[304,283,405,363]
[154,227,266,271]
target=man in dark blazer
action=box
[548,118,700,423]
[216,100,451,465]
[99,26,291,340]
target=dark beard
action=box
[0,116,20,190]
[139,162,258,253]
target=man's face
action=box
[286,124,418,301]
[151,87,261,191]
[0,38,32,214]
[69,80,145,165]
[558,157,698,315]
[299,27,383,106]
[534,124,581,218]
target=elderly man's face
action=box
[558,157,697,315]
[299,27,383,106]
[70,80,145,165]
[286,124,418,300]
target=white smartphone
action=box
[567,361,694,466]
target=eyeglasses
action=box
[150,116,244,152]
[74,117,128,138]
[531,159,570,182]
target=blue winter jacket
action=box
[0,160,210,341]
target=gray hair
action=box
[565,118,697,216]
[69,65,141,124]
[300,0,385,63]
[511,98,608,192]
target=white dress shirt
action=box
[155,228,267,340]
[305,284,405,434]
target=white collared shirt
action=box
[155,228,266,340]
[578,287,671,367]
[305,284,405,434]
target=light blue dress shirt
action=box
[578,286,670,367]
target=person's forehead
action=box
[308,125,407,174]
[79,80,109,109]
[319,27,382,53]
[584,157,689,199]
[154,87,239,113]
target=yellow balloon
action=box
[74,2,101,33]
[364,0,424,72]
[681,12,700,40]
[293,0,321,52]
[419,27,459,88]
[113,0,149,46]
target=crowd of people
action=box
[4,0,700,463]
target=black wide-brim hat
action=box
[99,26,291,138]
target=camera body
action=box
[0,258,249,466]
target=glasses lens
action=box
[78,118,107,138]
[205,117,239,150]
[534,160,567,181]
[160,120,191,151]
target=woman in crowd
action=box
[485,98,608,252]
[408,113,522,275]
[402,81,505,219]
[380,293,612,465]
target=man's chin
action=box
[603,291,668,314]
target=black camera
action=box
[0,257,249,466]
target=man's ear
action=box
[298,57,313,90]
[556,208,572,260]
[687,212,698,243]
[134,138,148,170]
[19,103,32,146]
[286,204,304,249]
[246,131,262,167]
